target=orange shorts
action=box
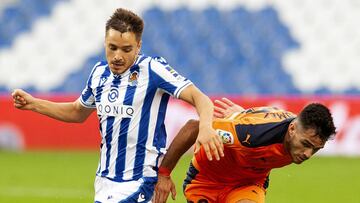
[183,162,266,203]
[184,182,266,203]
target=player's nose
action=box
[303,148,313,159]
[114,54,125,62]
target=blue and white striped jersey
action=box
[79,55,192,182]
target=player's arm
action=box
[12,89,95,123]
[179,84,223,161]
[153,119,199,203]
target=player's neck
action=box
[283,131,291,154]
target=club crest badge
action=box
[128,71,139,86]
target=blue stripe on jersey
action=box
[95,66,111,102]
[153,94,170,168]
[101,116,115,176]
[115,65,140,180]
[153,94,170,148]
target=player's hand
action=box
[11,89,35,110]
[153,174,176,203]
[213,97,245,118]
[194,125,224,161]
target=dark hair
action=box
[106,8,144,41]
[298,103,336,141]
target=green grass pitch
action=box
[0,151,359,203]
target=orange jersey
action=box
[187,107,296,189]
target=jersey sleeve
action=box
[79,62,100,108]
[150,56,192,98]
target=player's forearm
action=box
[160,120,199,171]
[190,90,214,129]
[179,85,213,128]
[31,98,86,123]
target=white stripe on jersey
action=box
[79,55,192,182]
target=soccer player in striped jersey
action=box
[153,98,336,203]
[11,8,223,203]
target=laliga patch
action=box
[165,66,179,77]
[216,129,234,144]
[165,66,185,80]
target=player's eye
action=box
[302,141,310,148]
[109,45,117,51]
[122,48,132,53]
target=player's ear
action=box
[136,40,142,54]
[289,121,296,137]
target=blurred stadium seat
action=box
[0,0,359,95]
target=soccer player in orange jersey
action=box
[153,98,336,203]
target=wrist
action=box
[158,166,171,177]
[31,98,41,112]
[199,123,213,131]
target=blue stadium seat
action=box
[0,0,64,49]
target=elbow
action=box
[76,117,88,123]
[63,118,84,123]
[66,114,88,123]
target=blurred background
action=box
[0,0,360,202]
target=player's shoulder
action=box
[236,117,295,148]
[90,61,108,75]
[238,107,295,122]
[145,55,170,69]
[132,54,167,69]
[152,56,169,65]
[93,61,108,69]
[232,107,296,148]
[244,106,295,116]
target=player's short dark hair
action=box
[106,8,144,41]
[298,103,336,141]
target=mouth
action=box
[111,62,127,72]
[112,62,125,68]
[296,155,307,163]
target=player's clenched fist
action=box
[11,89,35,110]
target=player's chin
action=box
[110,65,127,75]
[293,160,303,164]
[293,155,305,164]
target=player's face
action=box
[105,29,141,75]
[286,121,325,164]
